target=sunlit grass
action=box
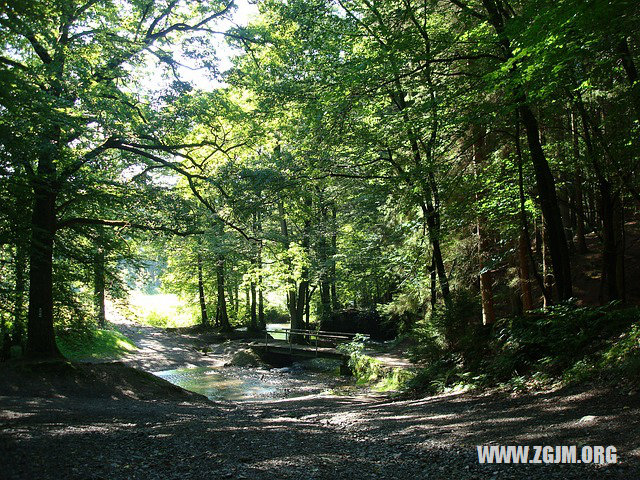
[57,329,137,361]
[349,352,416,392]
[129,292,196,328]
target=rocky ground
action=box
[1,321,639,480]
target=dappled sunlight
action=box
[1,0,639,477]
[127,292,195,328]
[2,381,639,479]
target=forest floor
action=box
[1,322,639,480]
[104,316,246,371]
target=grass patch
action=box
[338,334,416,393]
[349,352,416,392]
[56,328,137,361]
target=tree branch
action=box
[0,55,28,70]
[59,137,119,180]
[112,142,258,242]
[56,217,203,236]
[0,15,53,64]
[449,0,487,20]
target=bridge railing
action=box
[264,328,369,356]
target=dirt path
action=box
[109,318,235,371]
[2,323,639,479]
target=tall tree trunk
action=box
[571,110,588,253]
[518,231,534,311]
[249,221,258,332]
[599,183,620,302]
[250,280,257,331]
[392,87,452,309]
[614,200,626,302]
[1,319,10,361]
[534,217,542,258]
[216,257,231,331]
[429,253,437,309]
[292,198,312,335]
[557,180,574,253]
[13,242,26,347]
[318,201,332,323]
[26,176,61,359]
[305,286,314,330]
[516,117,551,306]
[94,248,106,328]
[197,253,208,326]
[480,0,572,301]
[574,176,588,253]
[234,284,239,316]
[428,219,452,309]
[575,96,621,301]
[294,281,308,330]
[558,113,574,253]
[330,206,339,311]
[244,287,250,327]
[586,188,597,231]
[541,214,553,308]
[278,199,299,328]
[473,125,495,325]
[477,224,495,325]
[255,212,265,330]
[519,106,572,301]
[258,289,265,330]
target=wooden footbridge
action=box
[255,328,368,362]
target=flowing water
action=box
[154,362,348,401]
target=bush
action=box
[595,321,640,384]
[493,301,638,375]
[410,290,488,368]
[264,306,290,324]
[408,297,639,394]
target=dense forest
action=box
[1,0,639,389]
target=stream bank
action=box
[2,320,638,479]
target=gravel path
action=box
[1,323,639,479]
[109,318,244,371]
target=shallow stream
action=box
[154,362,348,401]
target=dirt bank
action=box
[1,323,638,480]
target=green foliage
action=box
[493,302,637,376]
[264,306,290,324]
[130,293,196,329]
[600,322,640,373]
[2,0,639,367]
[347,350,416,391]
[408,302,640,394]
[337,333,369,356]
[410,290,486,366]
[562,320,640,385]
[56,329,137,361]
